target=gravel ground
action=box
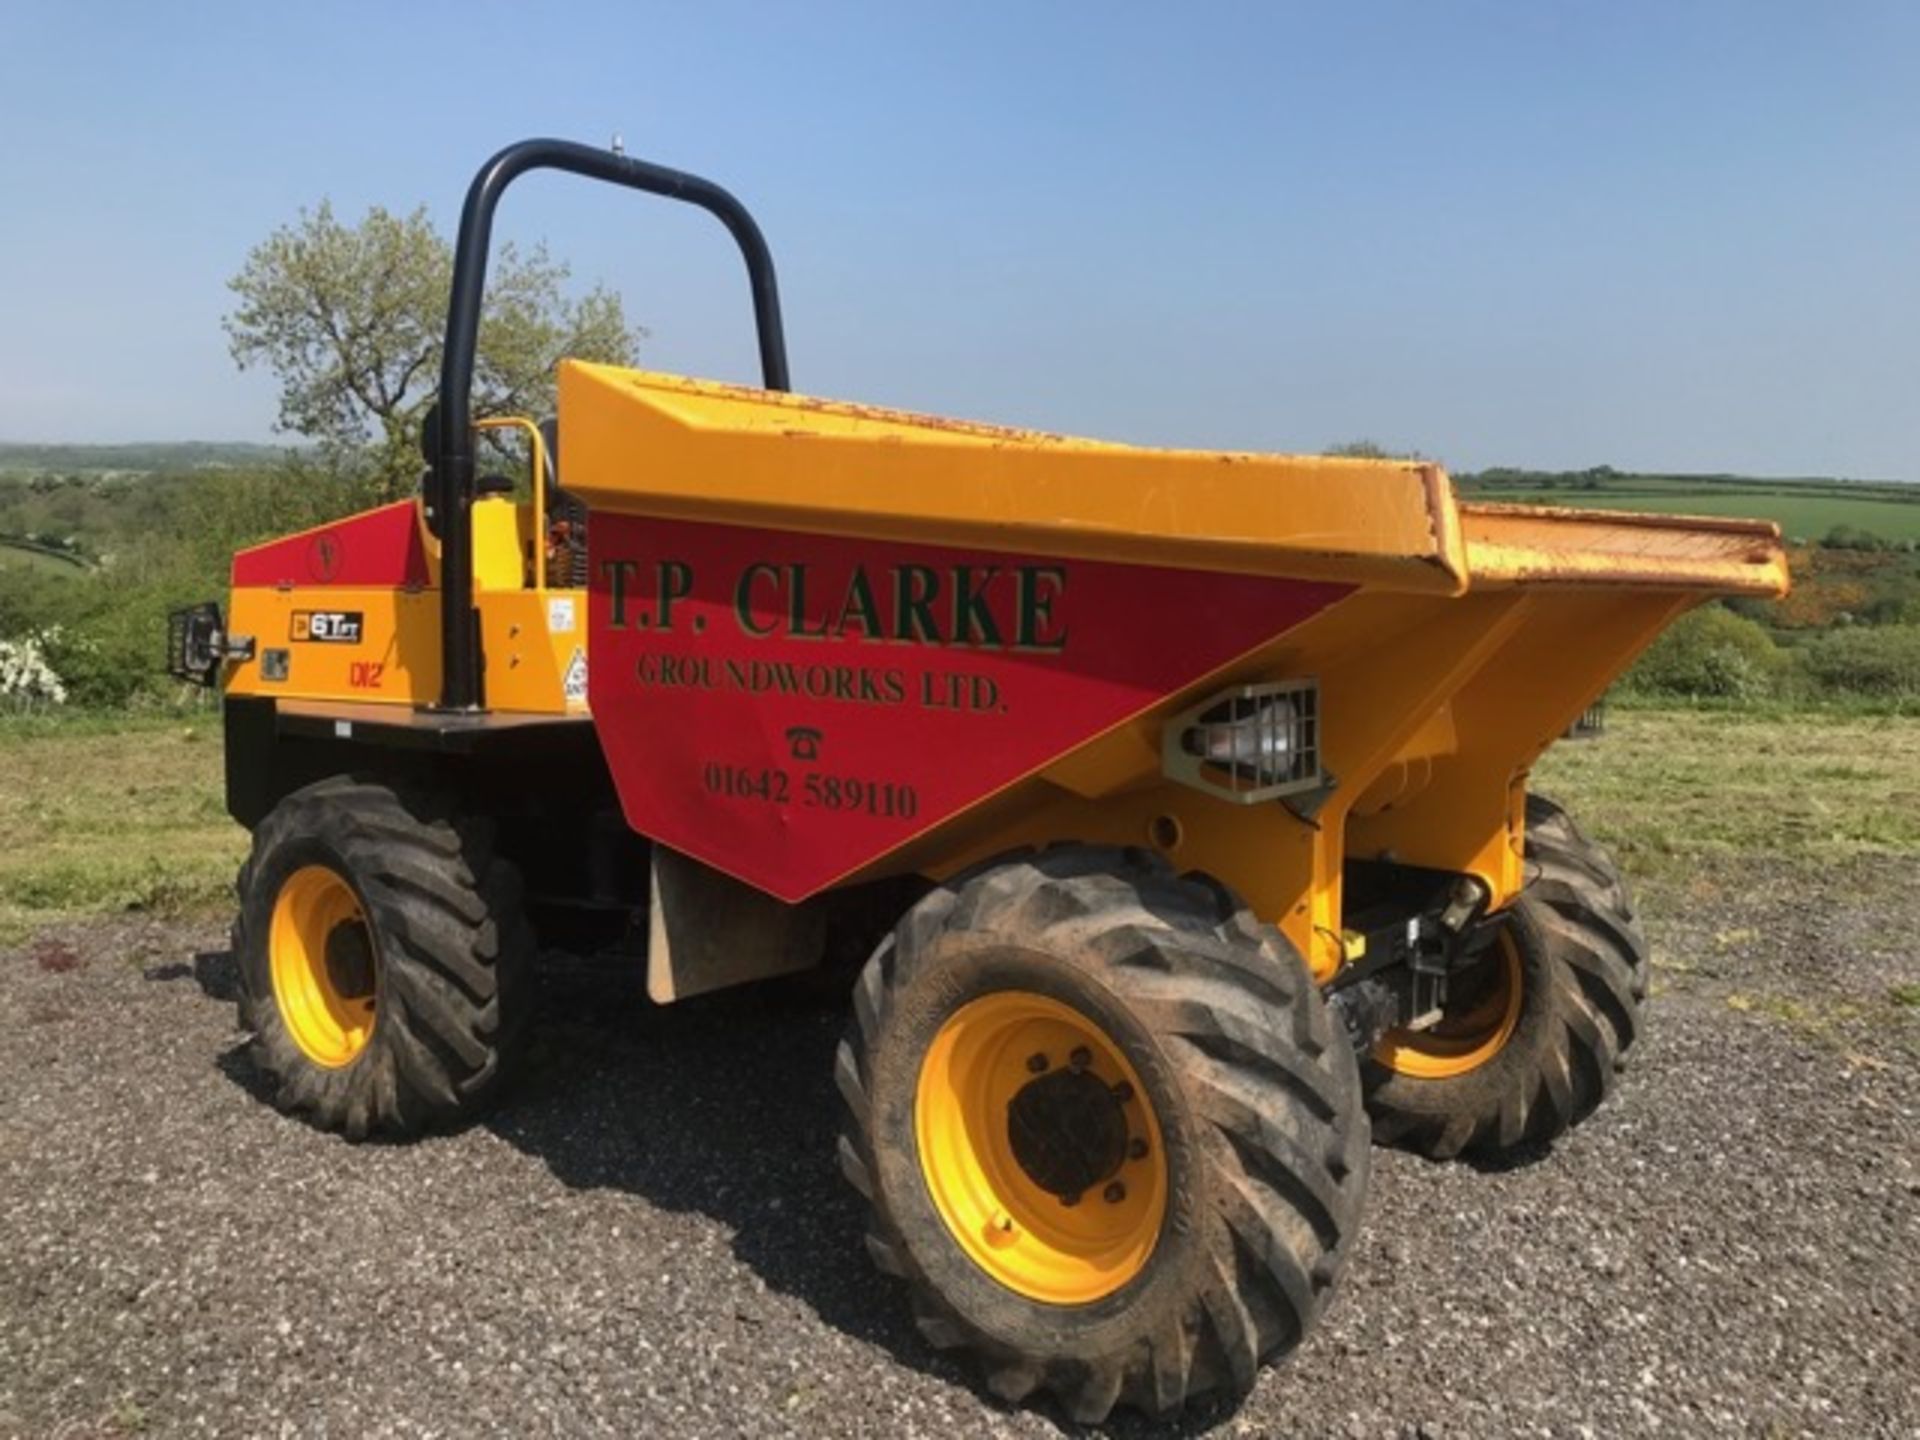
[2,857,1916,1439]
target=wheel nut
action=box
[1128,1138,1149,1161]
[1103,1181,1126,1204]
[1110,1080,1134,1104]
[1068,1046,1092,1071]
[1026,1052,1049,1074]
[1060,1191,1082,1208]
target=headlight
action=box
[1163,680,1321,805]
[1190,693,1296,776]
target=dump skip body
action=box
[553,363,1787,975]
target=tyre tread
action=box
[1364,791,1647,1158]
[835,847,1368,1420]
[232,776,534,1139]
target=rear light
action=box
[167,602,253,687]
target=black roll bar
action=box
[430,138,791,710]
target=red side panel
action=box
[232,502,431,588]
[588,515,1350,902]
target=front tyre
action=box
[835,848,1369,1422]
[234,777,534,1139]
[1364,792,1648,1159]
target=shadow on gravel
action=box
[1462,1138,1555,1174]
[1366,1130,1557,1175]
[202,948,1261,1436]
[192,948,239,1002]
[214,1040,281,1107]
[484,959,959,1386]
[480,958,1244,1438]
[140,949,237,1002]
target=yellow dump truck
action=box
[169,140,1789,1421]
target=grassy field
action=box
[1535,707,1920,866]
[1459,471,1920,542]
[0,440,286,475]
[4,708,1919,946]
[0,539,92,575]
[1473,489,1920,542]
[0,717,241,945]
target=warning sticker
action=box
[562,647,588,705]
[547,595,577,634]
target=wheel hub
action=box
[323,920,376,1000]
[268,865,378,1069]
[1374,930,1524,1079]
[914,989,1168,1304]
[1007,1067,1128,1202]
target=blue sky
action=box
[1,2,1915,477]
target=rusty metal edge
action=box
[1460,502,1791,596]
[1420,464,1472,596]
[1461,499,1785,541]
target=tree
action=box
[226,202,642,498]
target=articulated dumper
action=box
[171,140,1790,1421]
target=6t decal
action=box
[290,610,365,643]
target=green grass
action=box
[1457,469,1920,543]
[1474,488,1920,542]
[0,715,242,945]
[3,706,1918,948]
[1533,708,1920,874]
[0,538,91,574]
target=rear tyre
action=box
[836,848,1369,1422]
[1364,792,1647,1159]
[234,777,534,1139]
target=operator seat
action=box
[539,416,588,587]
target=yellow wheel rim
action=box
[915,990,1167,1305]
[269,864,378,1068]
[1374,931,1524,1079]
